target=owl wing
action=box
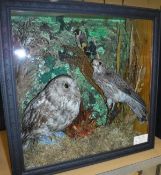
[21,91,49,141]
[104,71,146,107]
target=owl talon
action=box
[106,99,115,112]
[110,103,115,112]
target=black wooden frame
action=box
[0,1,160,175]
[156,83,161,139]
[0,90,5,130]
[156,12,161,139]
[0,4,5,130]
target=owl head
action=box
[92,59,106,74]
[48,75,80,100]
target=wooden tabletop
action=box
[0,131,11,175]
[0,131,161,175]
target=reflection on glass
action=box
[14,48,27,59]
[11,13,152,169]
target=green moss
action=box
[89,27,108,39]
[39,72,52,84]
[44,56,56,69]
[97,47,105,55]
[73,68,108,125]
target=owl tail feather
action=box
[127,98,148,122]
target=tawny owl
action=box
[92,59,147,121]
[21,75,81,148]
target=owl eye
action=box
[64,83,69,88]
[99,61,102,65]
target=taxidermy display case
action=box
[0,1,160,175]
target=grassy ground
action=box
[24,113,143,170]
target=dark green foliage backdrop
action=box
[12,15,131,126]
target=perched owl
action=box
[21,75,81,148]
[92,59,147,122]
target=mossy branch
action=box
[62,45,106,102]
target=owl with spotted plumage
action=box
[21,75,81,148]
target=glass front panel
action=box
[11,11,153,169]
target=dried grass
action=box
[24,115,141,170]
